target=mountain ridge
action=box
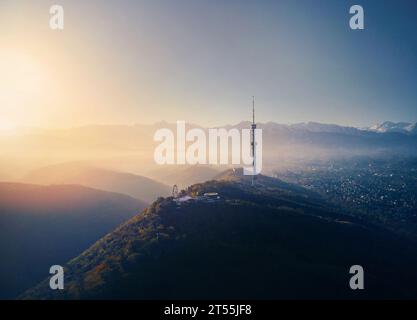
[23,163,171,203]
[2,120,417,179]
[21,171,417,299]
[7,120,417,136]
[0,182,146,299]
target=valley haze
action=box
[1,120,417,181]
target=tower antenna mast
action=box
[252,96,255,124]
[251,96,256,186]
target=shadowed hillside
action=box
[22,171,417,299]
[0,182,146,299]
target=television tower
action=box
[251,96,256,186]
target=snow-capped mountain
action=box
[231,121,364,135]
[288,122,363,135]
[234,121,417,136]
[369,121,417,134]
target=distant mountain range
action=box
[23,163,171,203]
[0,182,146,299]
[230,120,417,135]
[1,120,417,180]
[228,121,417,167]
[21,170,417,299]
[368,121,417,134]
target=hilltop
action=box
[22,171,417,299]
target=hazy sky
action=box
[1,0,416,129]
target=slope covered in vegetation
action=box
[22,172,417,299]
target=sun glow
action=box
[0,50,48,113]
[0,120,17,131]
[0,51,48,130]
